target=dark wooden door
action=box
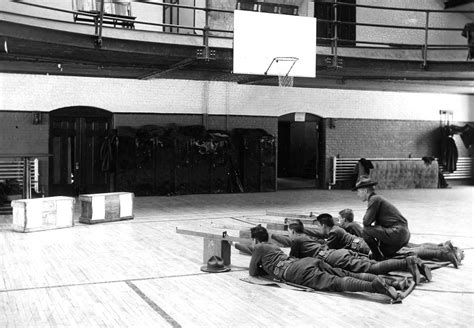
[49,108,112,196]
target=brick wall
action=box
[325,118,470,158]
[324,118,471,187]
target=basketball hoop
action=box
[264,57,299,87]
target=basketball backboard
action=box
[233,10,316,78]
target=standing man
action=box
[353,176,410,260]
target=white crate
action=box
[79,192,134,224]
[11,197,75,232]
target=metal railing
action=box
[322,1,473,67]
[9,0,474,64]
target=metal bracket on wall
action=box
[197,23,216,61]
[196,47,216,61]
[325,56,343,69]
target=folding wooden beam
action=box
[176,228,250,243]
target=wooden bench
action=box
[73,10,136,29]
[329,157,440,189]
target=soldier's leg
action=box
[287,258,397,299]
[326,249,373,272]
[362,226,386,261]
[369,257,409,274]
[333,276,399,300]
[410,246,459,268]
[364,225,411,259]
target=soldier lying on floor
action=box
[247,225,400,301]
[316,213,462,268]
[238,214,462,268]
[286,219,431,285]
[338,208,463,266]
[338,208,364,237]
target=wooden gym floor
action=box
[0,187,473,327]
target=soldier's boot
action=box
[371,277,399,300]
[405,255,421,285]
[336,277,398,301]
[415,246,459,269]
[364,237,385,261]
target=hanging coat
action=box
[444,137,458,173]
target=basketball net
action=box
[265,57,299,88]
[278,75,294,87]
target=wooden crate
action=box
[79,192,134,224]
[11,196,75,232]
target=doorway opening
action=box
[277,113,322,190]
[49,107,113,197]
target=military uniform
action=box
[341,221,364,237]
[290,235,419,277]
[362,193,411,257]
[327,225,371,254]
[249,242,398,297]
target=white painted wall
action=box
[356,0,471,46]
[0,0,73,21]
[1,73,472,122]
[131,0,163,32]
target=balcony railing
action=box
[8,0,474,64]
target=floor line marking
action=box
[125,280,182,328]
[0,269,248,294]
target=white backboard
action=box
[233,10,316,78]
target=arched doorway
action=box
[49,107,113,196]
[277,113,323,190]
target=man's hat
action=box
[352,176,378,191]
[200,256,231,273]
